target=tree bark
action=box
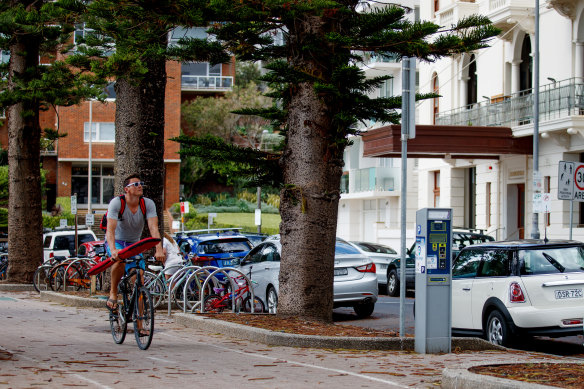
[277,15,345,322]
[6,22,43,283]
[113,57,167,236]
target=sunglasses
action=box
[125,181,145,188]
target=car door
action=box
[451,249,483,330]
[471,249,510,329]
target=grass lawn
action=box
[214,212,281,234]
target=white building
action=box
[338,0,584,249]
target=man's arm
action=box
[147,216,165,262]
[106,218,120,261]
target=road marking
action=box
[147,356,178,364]
[0,345,113,389]
[161,332,409,387]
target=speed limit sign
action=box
[574,163,584,201]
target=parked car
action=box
[42,228,97,263]
[386,228,495,296]
[174,228,253,268]
[451,240,584,346]
[242,233,269,247]
[348,241,400,293]
[77,240,105,258]
[233,236,378,318]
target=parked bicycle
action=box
[0,253,7,280]
[109,255,155,350]
[203,273,265,313]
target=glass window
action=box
[182,63,208,76]
[209,63,221,76]
[198,239,251,254]
[335,240,361,255]
[263,244,280,262]
[520,246,584,275]
[71,163,114,205]
[452,249,482,278]
[478,250,508,277]
[84,122,115,142]
[43,236,52,248]
[245,245,264,263]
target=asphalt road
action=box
[333,293,584,358]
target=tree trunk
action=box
[113,57,167,236]
[277,15,344,322]
[6,29,43,283]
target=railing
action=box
[341,167,399,194]
[181,75,233,91]
[435,78,584,127]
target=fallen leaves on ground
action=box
[470,363,584,388]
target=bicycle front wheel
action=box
[144,271,165,309]
[33,266,50,293]
[133,287,154,350]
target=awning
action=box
[361,124,533,159]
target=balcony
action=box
[181,75,234,92]
[435,78,584,131]
[359,52,401,77]
[340,167,400,197]
[435,1,479,28]
[486,0,534,38]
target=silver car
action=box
[348,241,400,292]
[233,236,378,318]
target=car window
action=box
[78,234,95,245]
[354,242,397,254]
[245,244,264,263]
[43,236,52,248]
[452,249,483,278]
[478,250,508,277]
[520,246,584,275]
[198,239,251,254]
[54,236,74,251]
[335,240,361,255]
[263,244,280,262]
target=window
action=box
[478,250,508,277]
[432,73,439,124]
[182,62,221,77]
[169,27,208,46]
[486,182,492,227]
[452,249,482,278]
[433,171,440,207]
[84,122,115,142]
[0,50,9,64]
[520,246,584,275]
[434,0,439,14]
[71,164,114,206]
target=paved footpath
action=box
[0,290,568,388]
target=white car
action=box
[233,236,378,318]
[42,228,97,262]
[451,240,584,346]
[348,241,400,292]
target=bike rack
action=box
[63,258,88,291]
[165,265,204,316]
[181,266,223,313]
[195,267,258,314]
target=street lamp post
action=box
[88,100,93,216]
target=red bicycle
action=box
[203,275,264,313]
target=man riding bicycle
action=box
[105,174,165,313]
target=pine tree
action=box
[67,0,230,234]
[177,0,500,321]
[0,0,102,283]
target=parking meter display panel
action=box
[426,219,451,276]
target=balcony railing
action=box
[435,78,584,127]
[181,75,233,91]
[340,167,399,194]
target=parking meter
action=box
[414,208,452,354]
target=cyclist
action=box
[105,174,164,314]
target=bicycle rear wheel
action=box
[49,266,65,291]
[133,287,154,350]
[243,296,265,313]
[203,293,226,313]
[109,303,127,344]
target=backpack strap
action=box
[118,195,146,220]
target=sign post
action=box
[71,194,78,255]
[180,201,189,232]
[557,161,584,239]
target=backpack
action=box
[100,195,146,231]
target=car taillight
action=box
[193,255,213,262]
[356,263,376,273]
[509,282,525,303]
[562,319,583,325]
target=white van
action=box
[42,228,97,263]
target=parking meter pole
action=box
[415,208,452,354]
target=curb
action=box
[0,283,35,292]
[441,361,576,389]
[40,290,108,308]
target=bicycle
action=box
[0,253,7,280]
[203,274,265,313]
[33,255,68,293]
[47,256,103,292]
[109,256,155,350]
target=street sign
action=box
[255,209,262,226]
[558,161,574,200]
[180,201,189,214]
[533,193,551,213]
[85,213,94,226]
[70,195,77,215]
[60,219,67,228]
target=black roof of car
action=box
[459,239,584,250]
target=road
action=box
[333,294,584,358]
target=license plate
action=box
[555,289,583,299]
[223,260,233,266]
[334,268,348,276]
[379,264,388,270]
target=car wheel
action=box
[354,301,375,318]
[486,310,510,347]
[266,286,278,314]
[387,269,399,297]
